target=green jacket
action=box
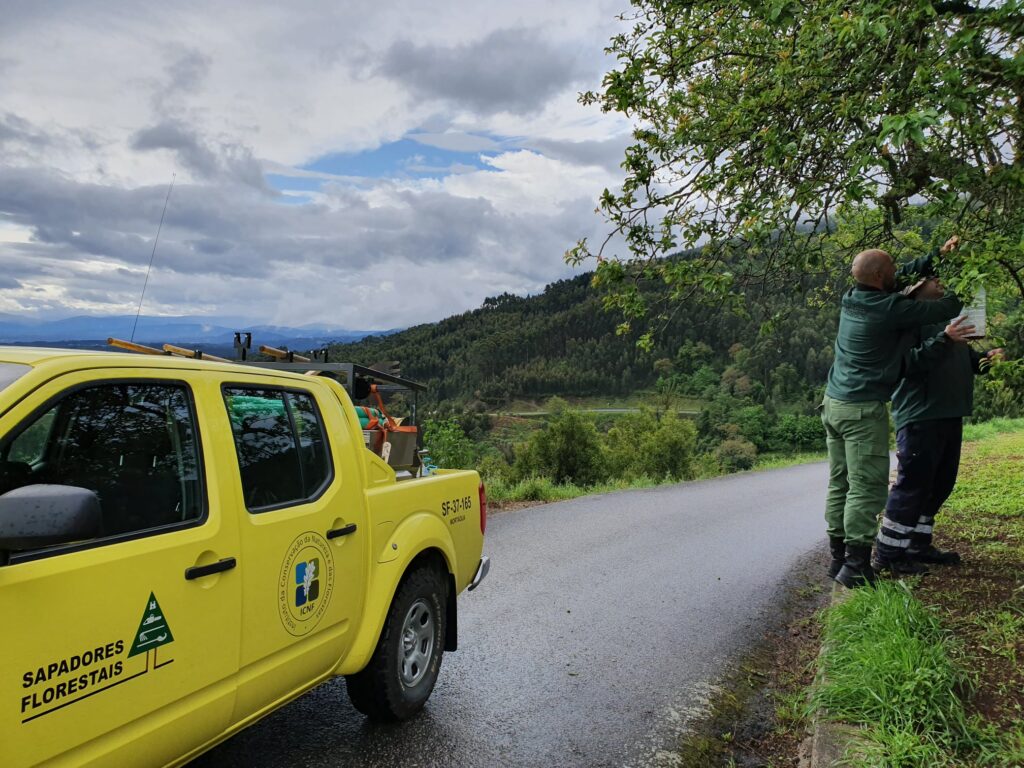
[891,324,984,429]
[825,251,963,403]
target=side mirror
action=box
[0,485,101,562]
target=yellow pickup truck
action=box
[0,348,489,768]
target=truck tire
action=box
[345,563,448,721]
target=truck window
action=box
[6,410,56,465]
[0,381,205,543]
[223,387,331,512]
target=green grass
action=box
[812,581,983,767]
[486,450,827,504]
[486,474,660,504]
[962,417,1024,442]
[945,429,1024,519]
[753,450,827,471]
[972,608,1024,665]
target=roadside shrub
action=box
[604,409,697,481]
[483,475,512,503]
[515,476,560,502]
[696,393,747,446]
[423,418,475,469]
[715,438,758,471]
[647,412,698,480]
[770,413,825,452]
[513,407,606,486]
[735,405,773,451]
[973,363,1024,421]
[603,412,653,480]
[476,451,512,483]
[691,451,724,479]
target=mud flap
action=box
[445,574,458,651]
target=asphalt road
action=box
[193,461,830,768]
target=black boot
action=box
[872,550,930,577]
[834,545,877,589]
[913,536,958,569]
[909,545,961,565]
[827,536,846,578]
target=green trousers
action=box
[821,396,890,547]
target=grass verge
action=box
[812,426,1024,767]
[812,582,981,766]
[962,416,1024,442]
[486,475,660,504]
[753,450,827,471]
[486,451,827,506]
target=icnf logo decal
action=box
[278,532,335,636]
[295,559,320,606]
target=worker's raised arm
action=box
[885,293,963,330]
[896,235,959,283]
[896,248,938,282]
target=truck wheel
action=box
[345,564,447,721]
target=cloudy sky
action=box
[0,1,634,330]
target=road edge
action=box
[800,583,869,768]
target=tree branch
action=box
[996,257,1024,300]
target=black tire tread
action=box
[345,563,447,721]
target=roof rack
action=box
[236,361,426,393]
[107,335,426,422]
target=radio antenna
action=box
[130,172,176,342]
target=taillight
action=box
[478,481,487,535]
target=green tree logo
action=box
[128,592,175,658]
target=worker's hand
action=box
[986,348,1006,362]
[939,235,960,255]
[944,315,975,342]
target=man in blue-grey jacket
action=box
[872,278,1004,574]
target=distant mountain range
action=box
[0,314,395,355]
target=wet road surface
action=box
[193,461,829,767]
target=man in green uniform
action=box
[873,278,1004,573]
[823,238,965,588]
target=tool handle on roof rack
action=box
[162,344,231,363]
[108,337,168,356]
[259,345,311,363]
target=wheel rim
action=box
[399,598,435,687]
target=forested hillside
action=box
[330,256,1022,501]
[329,269,842,408]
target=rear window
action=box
[223,387,332,512]
[0,363,30,392]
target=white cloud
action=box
[0,0,633,329]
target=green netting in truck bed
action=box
[225,394,286,427]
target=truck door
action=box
[0,372,241,768]
[219,382,367,722]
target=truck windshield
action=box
[0,363,29,392]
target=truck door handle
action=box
[326,523,357,539]
[185,557,237,580]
